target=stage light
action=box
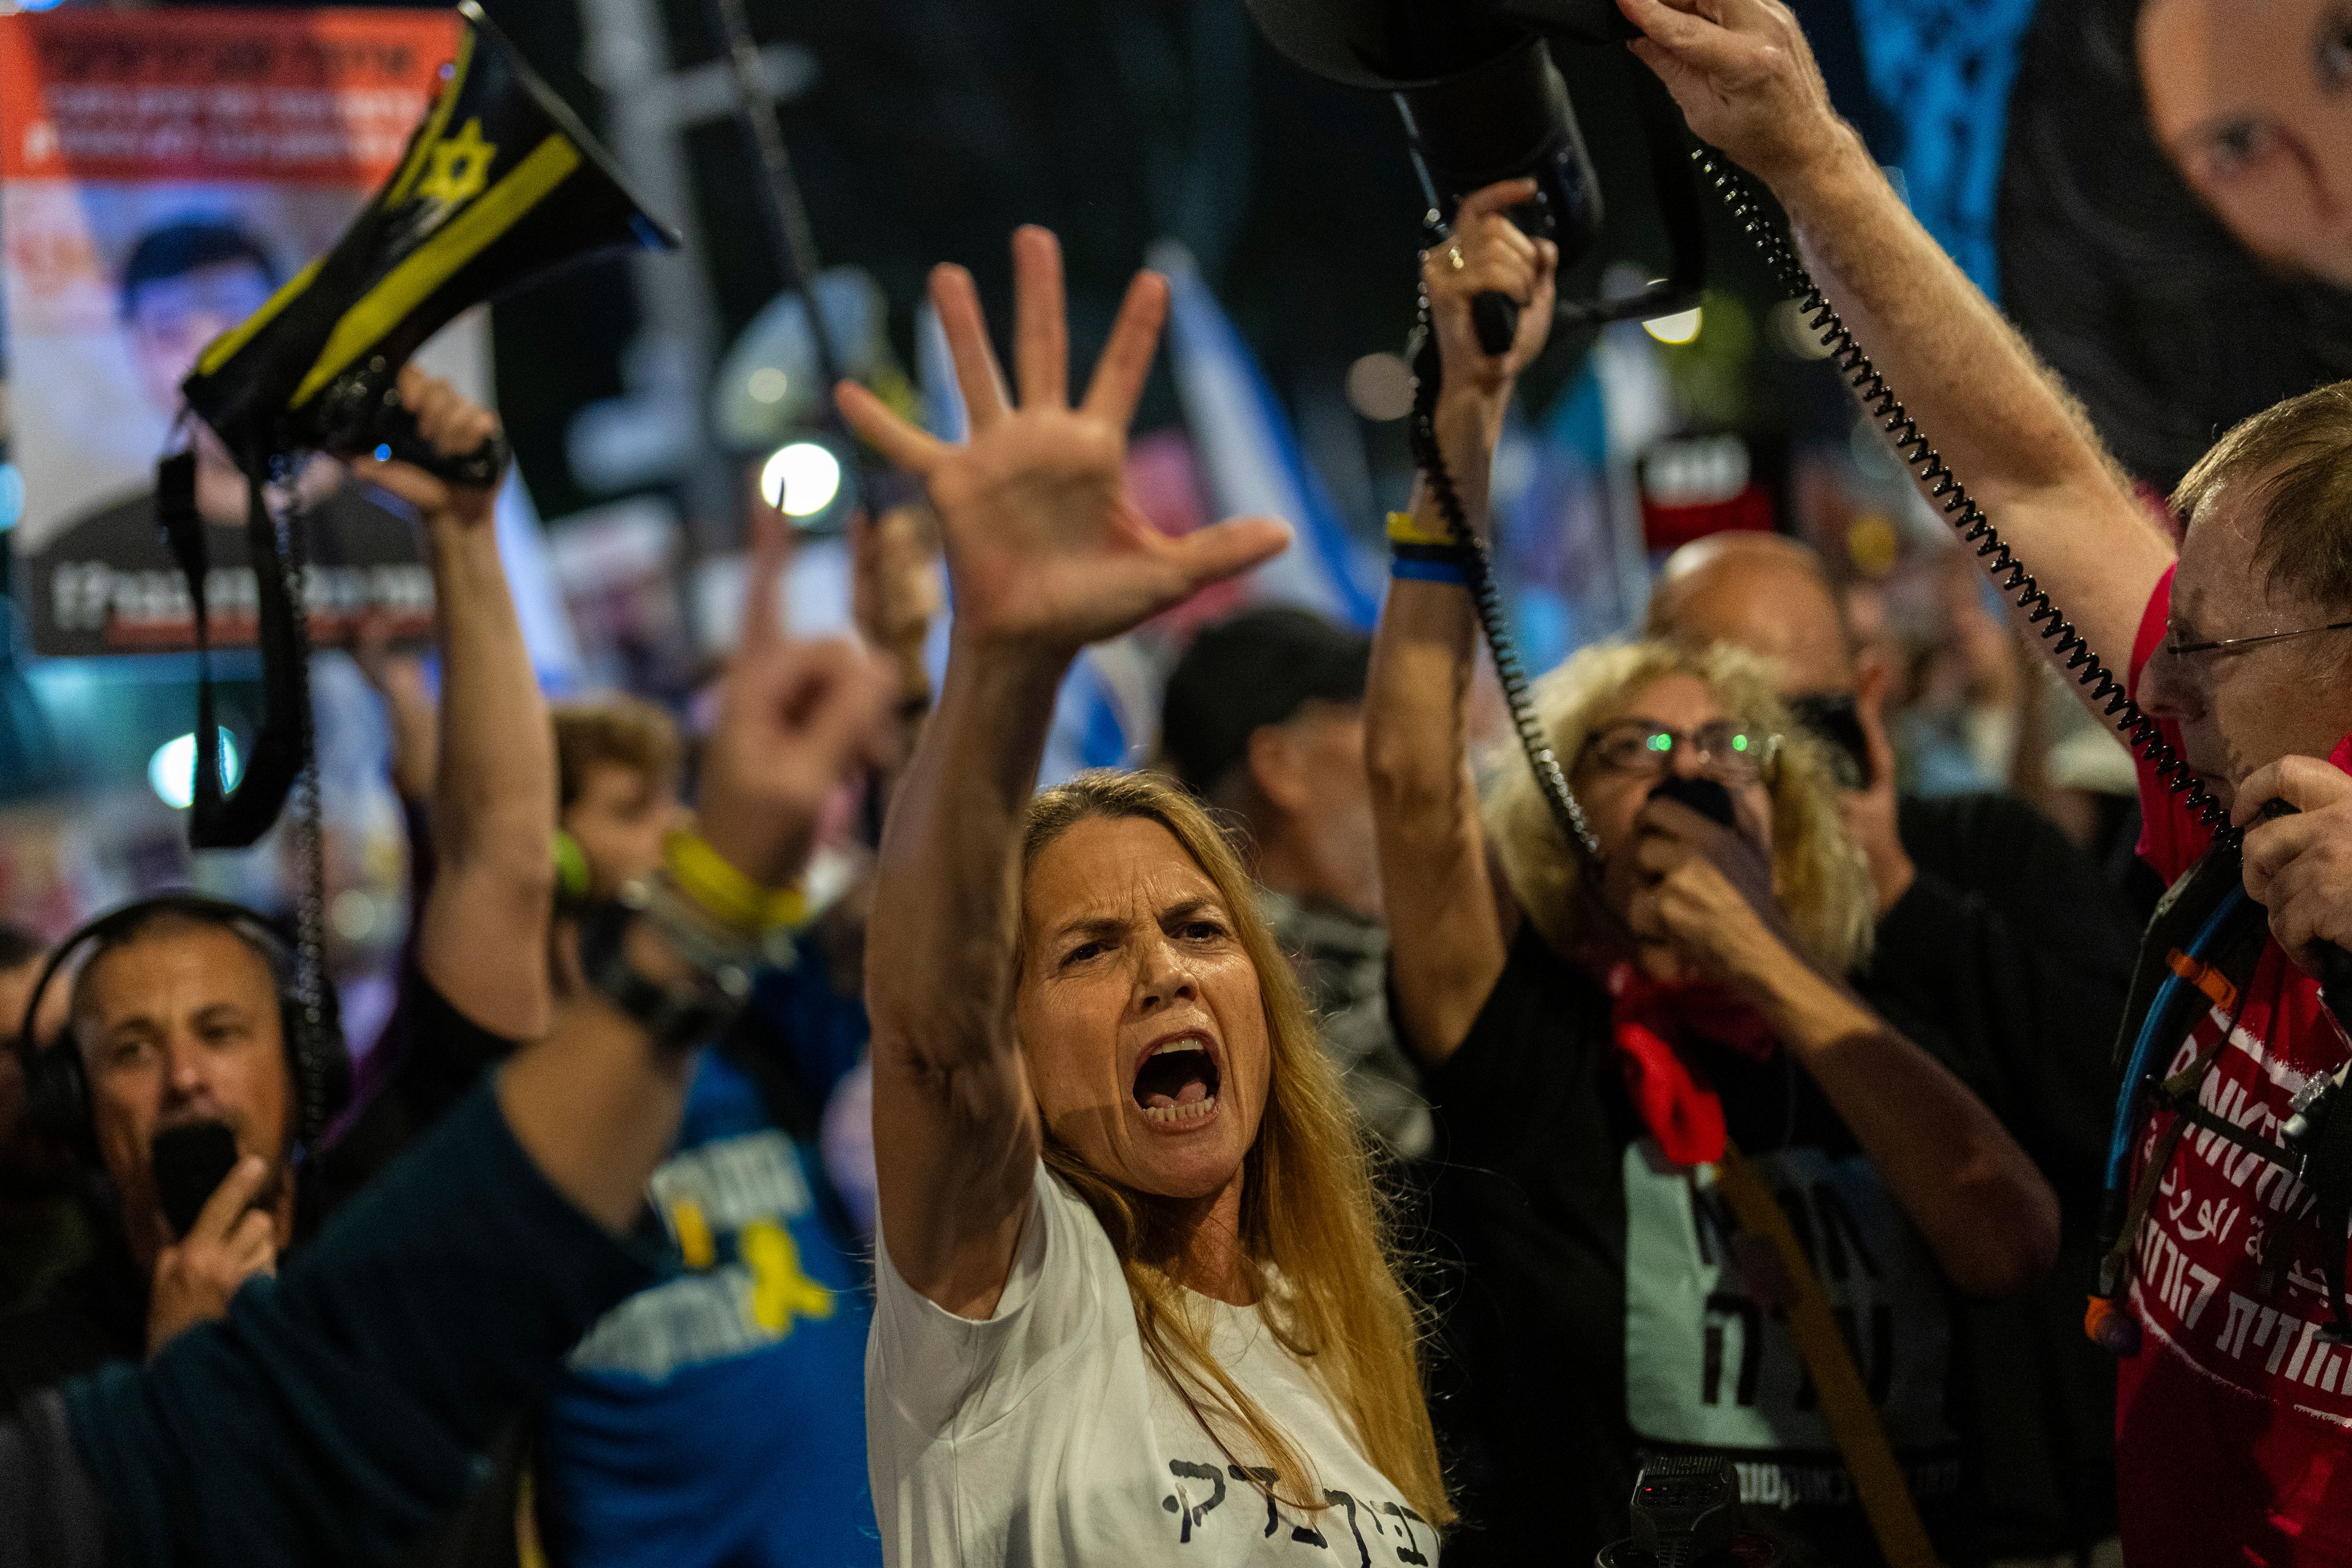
[149,729,243,811]
[761,442,841,517]
[748,368,790,404]
[1642,306,1703,345]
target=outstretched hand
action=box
[835,227,1290,662]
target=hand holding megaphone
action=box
[1618,0,1850,190]
[350,366,508,524]
[1420,179,1559,460]
[313,359,511,488]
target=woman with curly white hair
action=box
[1367,178,2059,1567]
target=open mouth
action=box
[1133,1035,1221,1126]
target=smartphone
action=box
[152,1121,241,1241]
[1648,774,1737,829]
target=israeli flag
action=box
[1150,242,1380,629]
[915,300,969,445]
[492,470,585,694]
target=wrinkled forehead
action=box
[574,759,665,812]
[73,922,280,1029]
[1020,816,1225,944]
[2175,483,2323,628]
[126,260,274,329]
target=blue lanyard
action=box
[2103,888,2250,1194]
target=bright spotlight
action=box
[1642,306,1703,345]
[149,729,243,811]
[761,442,842,518]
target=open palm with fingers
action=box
[836,227,1290,660]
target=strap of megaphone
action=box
[1713,1143,1947,1568]
[156,447,223,807]
[160,453,288,838]
[169,462,308,850]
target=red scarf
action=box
[1606,962,1777,1166]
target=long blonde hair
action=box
[1019,771,1452,1527]
[1484,638,1874,976]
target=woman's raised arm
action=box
[836,228,1287,1319]
[1367,180,1558,1068]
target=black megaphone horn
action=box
[168,0,680,850]
[1243,0,1703,351]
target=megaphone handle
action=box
[364,404,511,489]
[1472,292,1519,356]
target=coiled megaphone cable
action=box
[1407,281,1602,862]
[1690,148,2226,832]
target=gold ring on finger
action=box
[1446,245,1466,271]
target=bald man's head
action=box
[1647,533,1856,695]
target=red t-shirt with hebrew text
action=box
[2117,565,2352,1567]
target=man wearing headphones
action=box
[31,903,316,1369]
[0,518,897,1567]
[1,365,556,1393]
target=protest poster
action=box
[1,7,484,657]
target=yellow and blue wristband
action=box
[1387,510,1470,587]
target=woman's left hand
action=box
[1420,179,1559,484]
[1626,797,1798,991]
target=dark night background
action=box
[137,0,1875,530]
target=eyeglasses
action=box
[2161,618,2352,659]
[1581,719,1780,784]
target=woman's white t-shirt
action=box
[867,1161,1441,1568]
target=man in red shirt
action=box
[1622,0,2352,1560]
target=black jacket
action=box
[1861,793,2136,1558]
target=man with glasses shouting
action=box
[1365,178,2057,1566]
[1608,0,2352,1561]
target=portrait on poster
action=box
[1,8,481,657]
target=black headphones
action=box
[12,893,351,1164]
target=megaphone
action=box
[182,0,679,490]
[170,0,681,850]
[1245,0,1703,351]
